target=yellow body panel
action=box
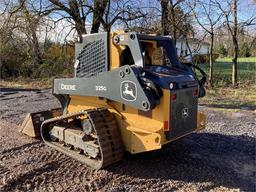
[197,112,206,131]
[67,93,206,154]
[109,32,125,69]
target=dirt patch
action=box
[0,88,255,191]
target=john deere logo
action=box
[182,108,189,118]
[121,81,137,101]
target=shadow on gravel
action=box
[1,141,41,154]
[0,87,41,93]
[0,88,42,98]
[200,103,256,111]
[107,133,255,191]
[0,161,59,191]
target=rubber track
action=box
[40,108,123,169]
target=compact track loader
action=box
[20,31,207,169]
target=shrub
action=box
[0,40,29,78]
[0,38,75,79]
[239,42,251,57]
[192,54,219,64]
[216,44,228,57]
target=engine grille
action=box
[75,33,108,78]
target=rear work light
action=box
[171,93,177,101]
[163,121,169,131]
[193,89,198,97]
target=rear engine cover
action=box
[166,87,198,140]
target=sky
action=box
[0,0,255,43]
[48,0,255,43]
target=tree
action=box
[160,0,186,43]
[231,0,238,86]
[90,0,109,33]
[189,0,223,86]
[215,0,238,86]
[215,0,256,86]
[0,0,45,76]
[21,2,43,64]
[47,0,90,41]
[168,0,185,44]
[169,5,194,40]
[46,0,147,39]
[91,0,147,32]
[160,0,169,35]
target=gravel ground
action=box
[0,88,255,192]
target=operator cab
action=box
[138,36,199,91]
[115,32,205,95]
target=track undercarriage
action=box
[41,108,123,169]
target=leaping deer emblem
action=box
[123,83,136,99]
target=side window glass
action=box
[152,47,171,66]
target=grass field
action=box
[216,57,256,62]
[0,78,53,89]
[198,57,256,85]
[199,86,256,110]
[196,57,255,109]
